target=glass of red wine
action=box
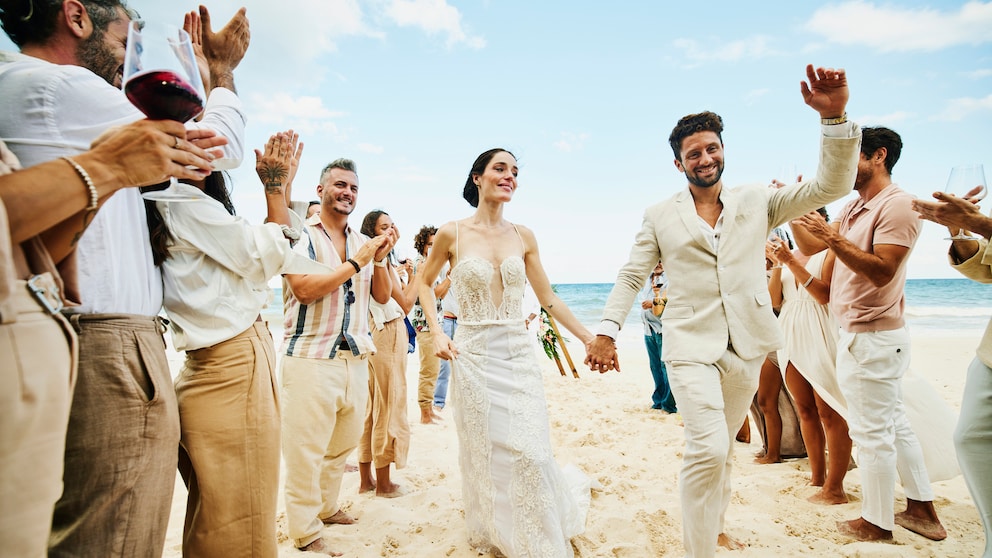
[122,21,207,201]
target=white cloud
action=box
[966,68,992,79]
[384,0,485,49]
[553,132,590,153]
[248,93,347,137]
[932,94,992,121]
[855,111,913,125]
[357,143,385,154]
[805,1,992,52]
[671,35,778,66]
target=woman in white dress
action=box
[768,210,852,505]
[416,148,593,557]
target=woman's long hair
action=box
[145,173,236,266]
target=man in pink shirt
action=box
[793,127,946,543]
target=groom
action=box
[585,64,861,558]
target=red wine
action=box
[124,70,204,122]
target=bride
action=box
[415,148,594,557]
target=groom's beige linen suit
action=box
[600,125,860,558]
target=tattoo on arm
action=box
[70,208,98,247]
[260,163,288,195]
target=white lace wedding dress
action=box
[449,247,589,557]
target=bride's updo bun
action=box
[463,148,513,207]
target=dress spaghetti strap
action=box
[454,221,460,261]
[511,223,524,255]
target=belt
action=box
[443,313,458,321]
[0,274,63,324]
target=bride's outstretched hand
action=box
[434,331,459,361]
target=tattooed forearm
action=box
[259,163,288,195]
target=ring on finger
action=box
[174,136,181,149]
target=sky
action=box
[3,0,991,282]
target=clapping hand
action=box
[198,6,250,89]
[254,131,296,196]
[801,64,848,119]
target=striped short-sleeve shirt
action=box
[282,216,375,359]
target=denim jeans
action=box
[434,316,457,408]
[645,331,677,412]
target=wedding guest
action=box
[358,210,416,498]
[913,188,992,556]
[793,126,946,542]
[0,122,217,557]
[280,158,394,555]
[587,65,860,557]
[640,261,677,413]
[0,4,249,555]
[411,225,450,424]
[419,147,594,557]
[148,131,326,556]
[769,210,852,504]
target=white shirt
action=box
[158,182,329,351]
[0,51,246,315]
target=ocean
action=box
[266,278,990,334]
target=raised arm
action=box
[254,131,296,228]
[198,6,250,94]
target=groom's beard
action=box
[685,161,724,188]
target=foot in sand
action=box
[420,407,438,425]
[376,483,407,498]
[359,481,376,494]
[753,454,782,465]
[836,518,893,541]
[717,533,745,550]
[344,463,358,473]
[895,499,947,541]
[807,488,848,505]
[322,510,356,525]
[298,537,342,556]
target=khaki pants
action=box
[176,322,280,557]
[50,313,180,558]
[667,349,761,558]
[360,319,410,469]
[0,278,75,558]
[416,329,440,409]
[281,352,368,548]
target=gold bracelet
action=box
[62,156,99,211]
[820,112,848,126]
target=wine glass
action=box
[122,21,207,202]
[766,230,785,269]
[944,164,987,240]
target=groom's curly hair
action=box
[668,111,724,162]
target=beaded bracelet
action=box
[62,156,99,211]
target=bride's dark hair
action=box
[463,148,515,208]
[145,173,236,266]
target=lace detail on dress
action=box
[451,256,525,323]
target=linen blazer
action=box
[601,130,861,364]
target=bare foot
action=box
[344,463,358,473]
[420,407,436,425]
[753,448,766,459]
[717,533,745,550]
[895,508,947,541]
[322,509,356,525]
[836,518,893,541]
[376,483,407,498]
[359,482,376,494]
[807,488,848,505]
[298,537,342,556]
[753,454,782,465]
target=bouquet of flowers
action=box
[537,293,568,361]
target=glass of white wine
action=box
[944,164,987,240]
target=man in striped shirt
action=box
[279,158,395,555]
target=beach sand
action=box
[161,326,986,557]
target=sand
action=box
[161,326,986,557]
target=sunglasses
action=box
[343,278,356,305]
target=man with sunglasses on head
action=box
[279,158,395,555]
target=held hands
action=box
[89,120,223,186]
[584,335,620,374]
[254,130,297,196]
[800,64,848,119]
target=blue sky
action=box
[4,1,991,282]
